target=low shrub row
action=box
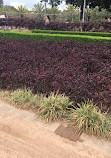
[1,89,110,139]
[32,29,111,37]
[0,39,111,112]
[0,31,111,43]
[0,18,111,32]
[0,18,45,30]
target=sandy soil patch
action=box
[0,100,110,158]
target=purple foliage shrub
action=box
[0,39,111,111]
[0,18,111,32]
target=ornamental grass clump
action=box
[68,99,111,138]
[11,88,33,105]
[38,92,73,122]
[3,88,43,109]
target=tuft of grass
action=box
[0,88,43,109]
[68,99,111,139]
[38,92,73,122]
[10,29,31,33]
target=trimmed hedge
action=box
[32,29,111,37]
[0,18,45,30]
[0,18,111,32]
[0,31,111,43]
[0,39,111,112]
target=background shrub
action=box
[0,39,111,112]
[0,18,111,32]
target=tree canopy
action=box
[49,0,62,8]
[0,5,17,12]
[46,6,61,14]
[0,0,3,8]
[33,3,44,13]
[41,0,63,8]
[66,0,111,11]
[17,5,29,13]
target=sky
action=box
[3,0,66,10]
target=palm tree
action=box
[17,5,28,18]
[33,3,44,13]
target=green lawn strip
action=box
[32,29,111,37]
[0,31,111,43]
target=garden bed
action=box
[0,39,111,112]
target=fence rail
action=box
[0,11,81,22]
[0,11,108,22]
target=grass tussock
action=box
[10,29,31,33]
[38,92,73,122]
[68,99,111,139]
[0,88,43,109]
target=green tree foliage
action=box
[33,3,44,13]
[88,0,111,11]
[66,0,82,7]
[0,0,3,8]
[16,5,29,18]
[0,5,17,12]
[49,0,62,8]
[66,0,111,11]
[64,4,79,14]
[85,6,111,21]
[63,4,79,22]
[46,6,61,14]
[17,5,28,13]
[41,0,63,8]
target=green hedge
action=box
[0,31,111,43]
[32,29,111,37]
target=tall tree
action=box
[0,0,3,8]
[17,5,29,18]
[88,0,111,11]
[66,0,84,19]
[46,6,60,14]
[66,0,82,7]
[33,3,44,13]
[66,0,111,11]
[63,4,79,22]
[0,5,17,12]
[41,0,63,8]
[49,0,62,8]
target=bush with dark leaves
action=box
[0,18,111,32]
[0,39,111,111]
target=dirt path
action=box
[0,100,110,158]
